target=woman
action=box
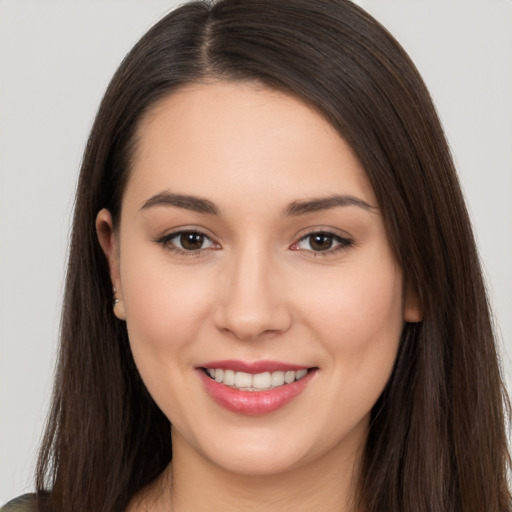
[2,0,510,511]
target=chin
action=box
[206,446,308,477]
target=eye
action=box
[291,231,353,254]
[157,230,219,253]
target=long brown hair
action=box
[36,1,511,511]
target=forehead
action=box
[125,81,376,210]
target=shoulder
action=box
[0,494,37,512]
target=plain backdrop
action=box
[1,0,511,504]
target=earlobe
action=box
[404,282,423,323]
[96,209,126,321]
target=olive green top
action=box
[0,494,37,512]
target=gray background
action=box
[1,0,511,503]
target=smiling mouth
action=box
[203,368,311,391]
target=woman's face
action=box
[97,81,421,477]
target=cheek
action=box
[294,256,404,362]
[119,244,215,388]
[291,258,404,437]
[124,270,203,347]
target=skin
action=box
[97,81,422,511]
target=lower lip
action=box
[198,369,316,415]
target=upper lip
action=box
[197,359,311,374]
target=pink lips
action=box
[197,360,316,415]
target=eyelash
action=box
[155,229,219,257]
[155,229,354,257]
[290,231,354,256]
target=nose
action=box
[213,245,292,341]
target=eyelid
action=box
[154,226,221,255]
[289,228,354,256]
[153,225,353,257]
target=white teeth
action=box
[271,371,285,387]
[205,368,309,390]
[223,369,236,386]
[296,369,307,380]
[234,371,252,388]
[284,371,295,384]
[252,372,271,390]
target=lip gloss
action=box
[197,365,316,415]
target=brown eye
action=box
[292,231,353,254]
[309,233,335,251]
[180,232,206,251]
[157,230,218,253]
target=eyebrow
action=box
[141,192,219,215]
[284,195,376,215]
[140,191,375,216]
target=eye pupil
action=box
[310,233,333,251]
[180,232,204,250]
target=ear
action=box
[404,280,423,323]
[96,208,126,321]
